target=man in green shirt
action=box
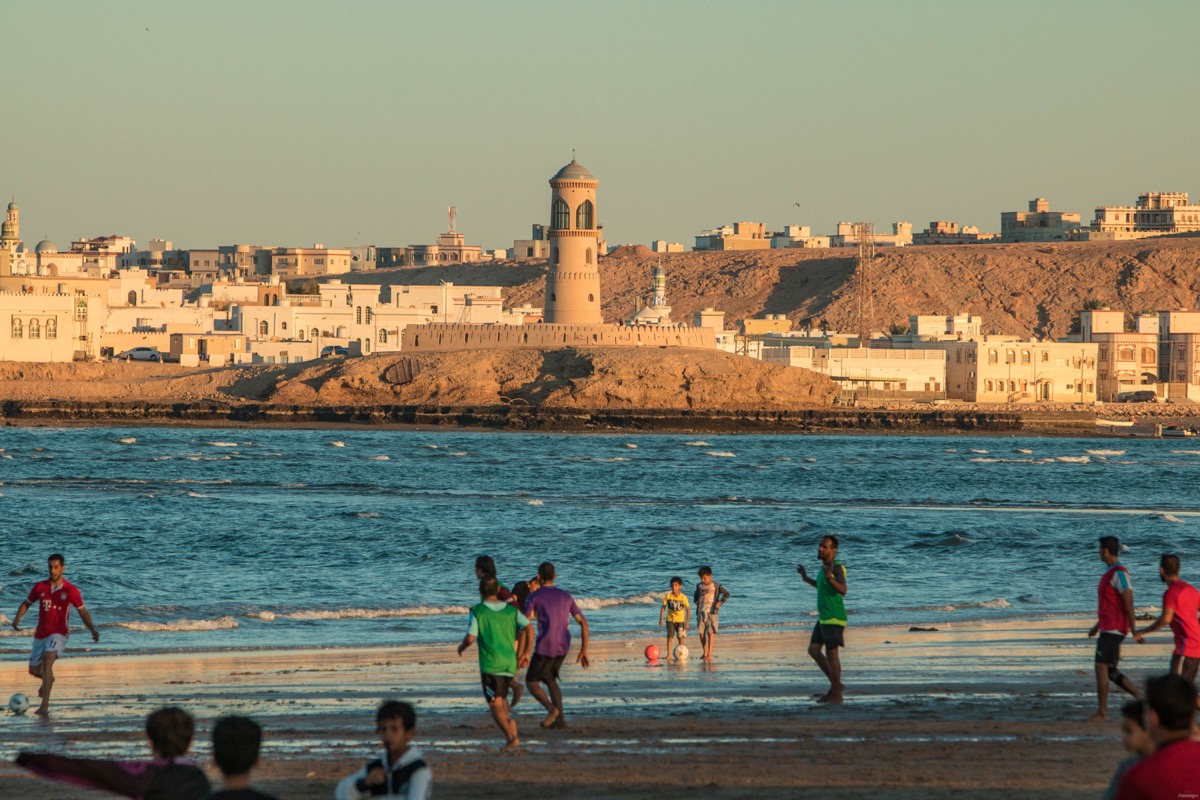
[798,534,848,703]
[457,576,533,752]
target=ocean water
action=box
[0,427,1197,657]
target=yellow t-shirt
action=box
[662,592,690,623]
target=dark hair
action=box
[1145,673,1197,732]
[48,553,64,565]
[1099,536,1120,556]
[211,716,262,777]
[698,566,712,577]
[1161,553,1181,577]
[376,700,416,730]
[538,562,556,582]
[475,555,497,577]
[145,707,195,759]
[479,575,499,598]
[512,581,531,609]
[1121,699,1145,726]
[670,576,683,586]
[823,535,840,550]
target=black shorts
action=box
[811,623,845,649]
[1171,653,1200,684]
[1095,632,1124,665]
[525,653,565,684]
[481,673,512,704]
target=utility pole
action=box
[855,222,875,345]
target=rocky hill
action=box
[334,237,1200,339]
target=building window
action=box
[526,247,534,257]
[75,300,87,322]
[45,318,56,339]
[365,308,373,324]
[576,199,594,230]
[551,198,570,230]
[1005,349,1016,364]
[985,379,993,391]
[364,339,371,354]
[280,321,288,331]
[1041,351,1049,363]
[550,293,556,302]
[588,293,594,302]
[1021,349,1031,364]
[1142,347,1156,364]
[310,328,319,339]
[379,329,388,344]
[550,247,557,265]
[11,317,22,338]
[987,349,998,365]
[258,321,269,336]
[28,319,40,338]
[585,248,592,265]
[356,307,363,324]
[1118,347,1135,361]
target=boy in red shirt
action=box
[1139,554,1200,702]
[10,553,100,715]
[1115,674,1200,800]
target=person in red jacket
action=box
[1115,674,1200,800]
[1138,553,1200,704]
[1088,536,1143,721]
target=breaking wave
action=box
[114,616,239,633]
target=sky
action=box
[4,1,1199,252]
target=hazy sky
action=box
[5,1,1199,251]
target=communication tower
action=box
[854,222,875,344]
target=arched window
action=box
[588,293,594,302]
[11,317,21,338]
[1142,347,1156,364]
[45,318,57,339]
[356,307,363,324]
[551,198,570,230]
[297,328,306,340]
[310,328,318,339]
[378,329,388,343]
[280,321,288,331]
[75,300,87,321]
[364,339,371,354]
[1041,350,1049,363]
[987,349,998,365]
[550,247,557,265]
[1118,346,1135,361]
[585,248,592,265]
[1021,349,1030,364]
[550,293,556,302]
[258,320,269,336]
[28,319,40,339]
[985,379,993,392]
[1005,349,1016,364]
[128,290,138,306]
[576,199,594,230]
[365,307,373,324]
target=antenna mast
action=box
[855,222,875,344]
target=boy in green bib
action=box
[458,575,533,751]
[798,534,848,703]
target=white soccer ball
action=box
[9,693,30,715]
[673,645,689,662]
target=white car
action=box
[115,347,164,362]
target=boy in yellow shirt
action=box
[658,577,690,661]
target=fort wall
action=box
[401,323,715,352]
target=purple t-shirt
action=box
[524,585,584,657]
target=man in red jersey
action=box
[1087,536,1142,721]
[11,553,100,715]
[1115,673,1200,800]
[1138,554,1200,706]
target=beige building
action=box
[763,345,946,399]
[269,244,353,278]
[1080,309,1160,401]
[1000,198,1082,242]
[943,338,1098,403]
[651,240,685,253]
[771,226,831,249]
[1,291,98,362]
[911,221,998,245]
[628,265,672,326]
[694,221,771,251]
[408,208,484,266]
[831,221,913,248]
[169,332,249,367]
[1088,192,1200,240]
[512,224,550,260]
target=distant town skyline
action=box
[6,0,1199,251]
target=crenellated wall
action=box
[402,323,716,352]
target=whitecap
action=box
[575,592,662,611]
[115,615,239,633]
[281,606,469,621]
[329,441,346,447]
[115,437,137,445]
[206,441,239,447]
[354,512,381,519]
[1086,449,1126,456]
[1055,456,1090,463]
[624,443,638,449]
[1170,450,1200,455]
[367,455,390,461]
[1150,512,1183,523]
[248,611,277,621]
[804,457,817,462]
[526,499,544,506]
[706,451,736,458]
[449,451,468,456]
[422,444,439,449]
[1015,449,1033,454]
[186,491,208,498]
[683,441,710,447]
[970,449,988,454]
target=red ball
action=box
[644,645,660,661]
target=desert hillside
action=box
[331,238,1200,339]
[0,348,839,411]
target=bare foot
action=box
[500,738,521,753]
[1085,712,1108,723]
[510,682,524,709]
[817,693,844,704]
[34,706,49,716]
[551,716,568,729]
[539,708,560,729]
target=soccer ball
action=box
[9,693,30,715]
[673,645,689,662]
[644,645,660,662]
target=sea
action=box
[1,426,1197,658]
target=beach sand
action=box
[0,617,1173,799]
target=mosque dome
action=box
[550,160,596,182]
[35,239,57,254]
[7,200,17,212]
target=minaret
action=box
[6,199,19,239]
[545,159,601,325]
[0,199,20,269]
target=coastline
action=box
[0,618,1165,798]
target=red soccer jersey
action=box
[1116,739,1200,799]
[26,580,84,639]
[1163,580,1200,658]
[1098,564,1132,634]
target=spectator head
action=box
[145,707,195,759]
[376,700,417,756]
[474,555,497,579]
[1099,536,1120,557]
[1160,553,1181,579]
[1119,700,1152,756]
[211,716,262,778]
[537,562,556,583]
[479,575,499,599]
[698,566,713,578]
[1144,674,1198,740]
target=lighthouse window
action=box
[576,199,594,230]
[551,198,570,230]
[585,248,592,265]
[588,294,594,302]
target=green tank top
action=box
[817,560,847,626]
[472,601,519,676]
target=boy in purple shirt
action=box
[523,562,590,729]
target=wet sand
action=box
[0,618,1173,799]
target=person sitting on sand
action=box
[1114,674,1200,799]
[337,701,432,799]
[1088,536,1143,721]
[659,576,691,662]
[1103,700,1153,800]
[208,715,279,800]
[457,576,533,752]
[16,706,210,799]
[798,535,848,703]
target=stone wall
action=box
[402,322,715,352]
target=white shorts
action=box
[29,634,68,667]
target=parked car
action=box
[115,347,164,362]
[1116,390,1158,403]
[320,345,349,358]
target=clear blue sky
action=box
[5,1,1198,251]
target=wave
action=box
[575,592,662,611]
[114,616,239,633]
[350,512,381,519]
[248,611,276,621]
[186,491,209,498]
[624,443,638,449]
[1015,449,1033,454]
[329,441,346,447]
[1170,450,1200,455]
[683,441,710,447]
[526,499,544,506]
[449,451,468,457]
[1149,512,1183,523]
[706,451,736,458]
[280,606,469,621]
[1086,449,1126,456]
[366,455,390,461]
[970,449,988,454]
[906,597,1012,613]
[206,441,239,447]
[115,437,137,445]
[1055,456,1090,464]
